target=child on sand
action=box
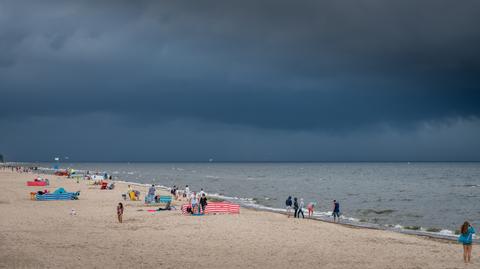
[117,202,124,223]
[458,221,475,264]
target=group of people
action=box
[0,165,34,173]
[285,196,306,219]
[285,194,476,264]
[183,186,208,214]
[186,192,208,215]
[167,184,191,201]
[285,196,341,223]
[168,184,210,214]
[4,165,477,264]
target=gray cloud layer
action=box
[1,0,480,161]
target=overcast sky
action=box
[1,0,480,162]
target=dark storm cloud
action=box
[2,88,480,131]
[1,0,480,160]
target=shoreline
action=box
[2,163,477,244]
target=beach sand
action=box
[0,170,475,268]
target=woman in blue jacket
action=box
[458,221,475,264]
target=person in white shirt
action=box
[298,198,305,218]
[191,192,198,213]
[185,185,190,197]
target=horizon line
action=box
[4,160,480,164]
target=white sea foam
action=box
[438,229,455,236]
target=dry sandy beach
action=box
[0,170,476,269]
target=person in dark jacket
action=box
[285,196,293,218]
[199,194,208,214]
[293,197,299,218]
[332,200,340,223]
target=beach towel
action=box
[35,192,79,201]
[27,181,47,186]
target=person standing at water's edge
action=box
[332,200,340,223]
[285,196,293,218]
[293,197,299,218]
[458,221,475,264]
[117,203,124,223]
[307,202,315,218]
[297,198,305,219]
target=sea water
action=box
[31,162,480,236]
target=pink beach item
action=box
[27,181,47,186]
[181,201,240,214]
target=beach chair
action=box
[144,195,172,205]
[158,196,172,204]
[128,191,139,201]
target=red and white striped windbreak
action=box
[181,201,240,214]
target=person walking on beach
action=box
[199,193,208,214]
[285,196,293,218]
[117,202,124,223]
[191,192,198,214]
[297,198,305,219]
[293,197,299,218]
[307,202,315,218]
[458,221,475,264]
[332,200,340,223]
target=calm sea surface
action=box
[34,162,480,233]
